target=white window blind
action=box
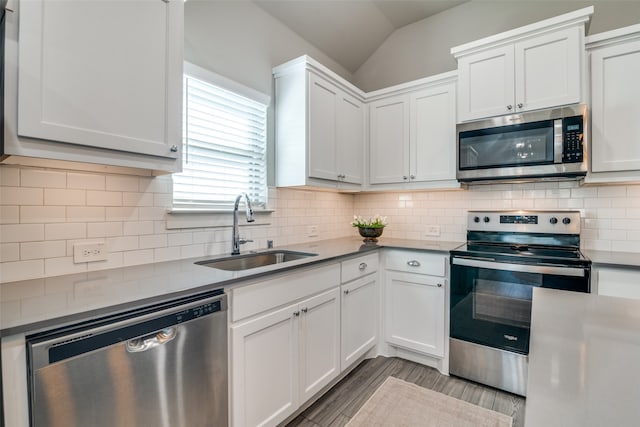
[173,66,268,209]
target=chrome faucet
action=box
[231,193,255,255]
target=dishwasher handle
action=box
[126,327,177,353]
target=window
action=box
[173,63,269,210]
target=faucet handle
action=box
[239,238,253,245]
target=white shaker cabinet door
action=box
[336,92,364,184]
[515,27,582,113]
[385,271,445,358]
[17,0,182,160]
[457,45,514,122]
[298,287,341,403]
[369,95,410,184]
[410,83,457,182]
[591,39,640,173]
[231,304,299,427]
[308,74,339,181]
[341,275,378,371]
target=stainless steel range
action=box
[449,210,591,396]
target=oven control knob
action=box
[474,216,480,223]
[562,217,571,225]
[550,217,558,224]
[483,216,490,223]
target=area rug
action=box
[345,377,512,427]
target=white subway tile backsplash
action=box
[44,189,85,206]
[1,165,640,284]
[87,191,122,207]
[21,169,67,188]
[67,207,106,222]
[87,222,123,238]
[0,187,43,205]
[67,172,106,190]
[106,175,139,192]
[0,206,19,224]
[45,256,87,276]
[0,224,45,243]
[105,236,139,252]
[105,207,139,222]
[139,234,167,249]
[123,192,154,207]
[0,260,45,282]
[123,249,155,266]
[20,206,66,223]
[45,223,86,240]
[20,240,66,260]
[0,166,20,186]
[123,221,155,236]
[0,243,20,262]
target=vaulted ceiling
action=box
[252,0,469,73]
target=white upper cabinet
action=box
[5,0,183,173]
[368,73,458,188]
[587,24,640,182]
[274,56,365,190]
[453,7,592,122]
[369,94,410,184]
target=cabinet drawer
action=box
[231,263,340,322]
[341,253,379,283]
[384,249,446,276]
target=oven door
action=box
[450,256,590,354]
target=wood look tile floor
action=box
[286,356,526,427]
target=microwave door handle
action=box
[554,119,563,164]
[452,257,586,277]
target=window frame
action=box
[172,62,270,211]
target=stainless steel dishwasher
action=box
[26,289,228,427]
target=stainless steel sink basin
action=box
[195,250,317,271]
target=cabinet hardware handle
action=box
[403,176,408,180]
[344,289,350,295]
[507,105,513,110]
[410,175,415,180]
[358,262,367,271]
[407,260,421,267]
[293,310,300,317]
[437,283,443,288]
[517,103,524,108]
[170,145,178,152]
[301,307,308,314]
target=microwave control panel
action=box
[562,116,584,163]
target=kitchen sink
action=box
[195,250,317,271]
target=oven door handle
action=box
[452,257,587,277]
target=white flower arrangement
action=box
[351,214,388,229]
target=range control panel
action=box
[467,211,581,234]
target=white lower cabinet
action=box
[341,273,378,370]
[383,250,446,358]
[595,266,640,300]
[230,287,340,427]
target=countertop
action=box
[583,249,640,269]
[525,288,640,426]
[0,237,461,336]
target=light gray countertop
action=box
[526,288,640,427]
[583,249,640,269]
[0,237,462,336]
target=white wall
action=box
[354,1,640,91]
[184,0,353,94]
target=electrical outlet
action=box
[73,242,108,263]
[425,226,441,237]
[308,225,319,238]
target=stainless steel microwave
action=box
[456,104,587,183]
